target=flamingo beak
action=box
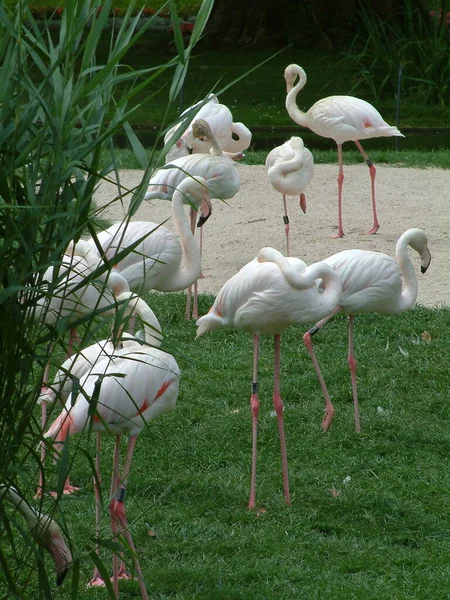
[421,248,432,273]
[197,198,212,228]
[46,534,72,586]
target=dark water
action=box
[117,126,450,152]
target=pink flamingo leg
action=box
[88,434,104,588]
[109,434,122,598]
[347,315,361,433]
[299,192,307,214]
[110,435,149,600]
[331,143,345,238]
[303,307,342,431]
[36,352,52,498]
[272,335,290,505]
[248,335,260,510]
[282,194,290,257]
[185,207,200,320]
[354,140,379,235]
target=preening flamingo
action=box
[0,484,72,585]
[44,304,180,599]
[146,119,241,318]
[284,63,404,238]
[265,136,314,256]
[196,247,342,509]
[303,228,431,432]
[89,176,208,320]
[164,94,252,162]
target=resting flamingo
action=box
[0,484,72,586]
[164,94,251,162]
[44,300,180,599]
[146,119,241,318]
[196,247,342,509]
[302,228,431,433]
[89,176,208,320]
[284,63,404,238]
[265,136,314,256]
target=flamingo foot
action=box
[367,224,379,235]
[87,576,106,588]
[330,231,344,239]
[321,407,335,432]
[63,483,81,495]
[115,563,132,581]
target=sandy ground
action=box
[94,163,450,308]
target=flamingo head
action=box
[192,118,212,142]
[284,64,306,93]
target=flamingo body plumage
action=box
[304,228,431,432]
[284,63,404,237]
[197,247,342,509]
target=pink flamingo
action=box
[164,94,251,162]
[265,136,314,256]
[88,176,208,320]
[0,484,72,586]
[196,247,341,509]
[284,63,404,238]
[44,299,179,599]
[302,228,431,433]
[146,119,241,319]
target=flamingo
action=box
[41,292,162,591]
[44,305,180,599]
[146,119,241,318]
[196,246,342,509]
[265,136,314,256]
[89,176,208,320]
[164,94,252,162]
[302,228,431,433]
[284,63,404,238]
[34,241,130,497]
[0,484,72,585]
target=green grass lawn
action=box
[15,292,450,600]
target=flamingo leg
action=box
[347,315,361,433]
[36,347,52,498]
[331,143,345,238]
[354,140,379,235]
[110,435,149,600]
[185,207,200,320]
[299,192,307,214]
[88,434,104,588]
[109,434,122,599]
[248,335,260,510]
[272,335,290,505]
[282,194,290,257]
[303,307,342,431]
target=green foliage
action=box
[0,0,212,595]
[349,0,450,107]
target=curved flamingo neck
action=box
[165,185,202,292]
[285,66,309,129]
[307,262,342,315]
[395,233,419,311]
[269,144,305,180]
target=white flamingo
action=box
[303,228,431,432]
[196,247,342,509]
[146,119,241,318]
[284,63,404,238]
[265,136,314,255]
[44,299,179,599]
[89,176,208,319]
[0,484,72,586]
[164,94,251,162]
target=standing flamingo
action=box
[0,484,72,586]
[196,247,342,509]
[88,176,208,319]
[44,310,180,599]
[302,228,431,433]
[146,119,241,318]
[265,136,314,256]
[284,63,404,238]
[164,94,251,162]
[35,241,129,496]
[41,292,162,590]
